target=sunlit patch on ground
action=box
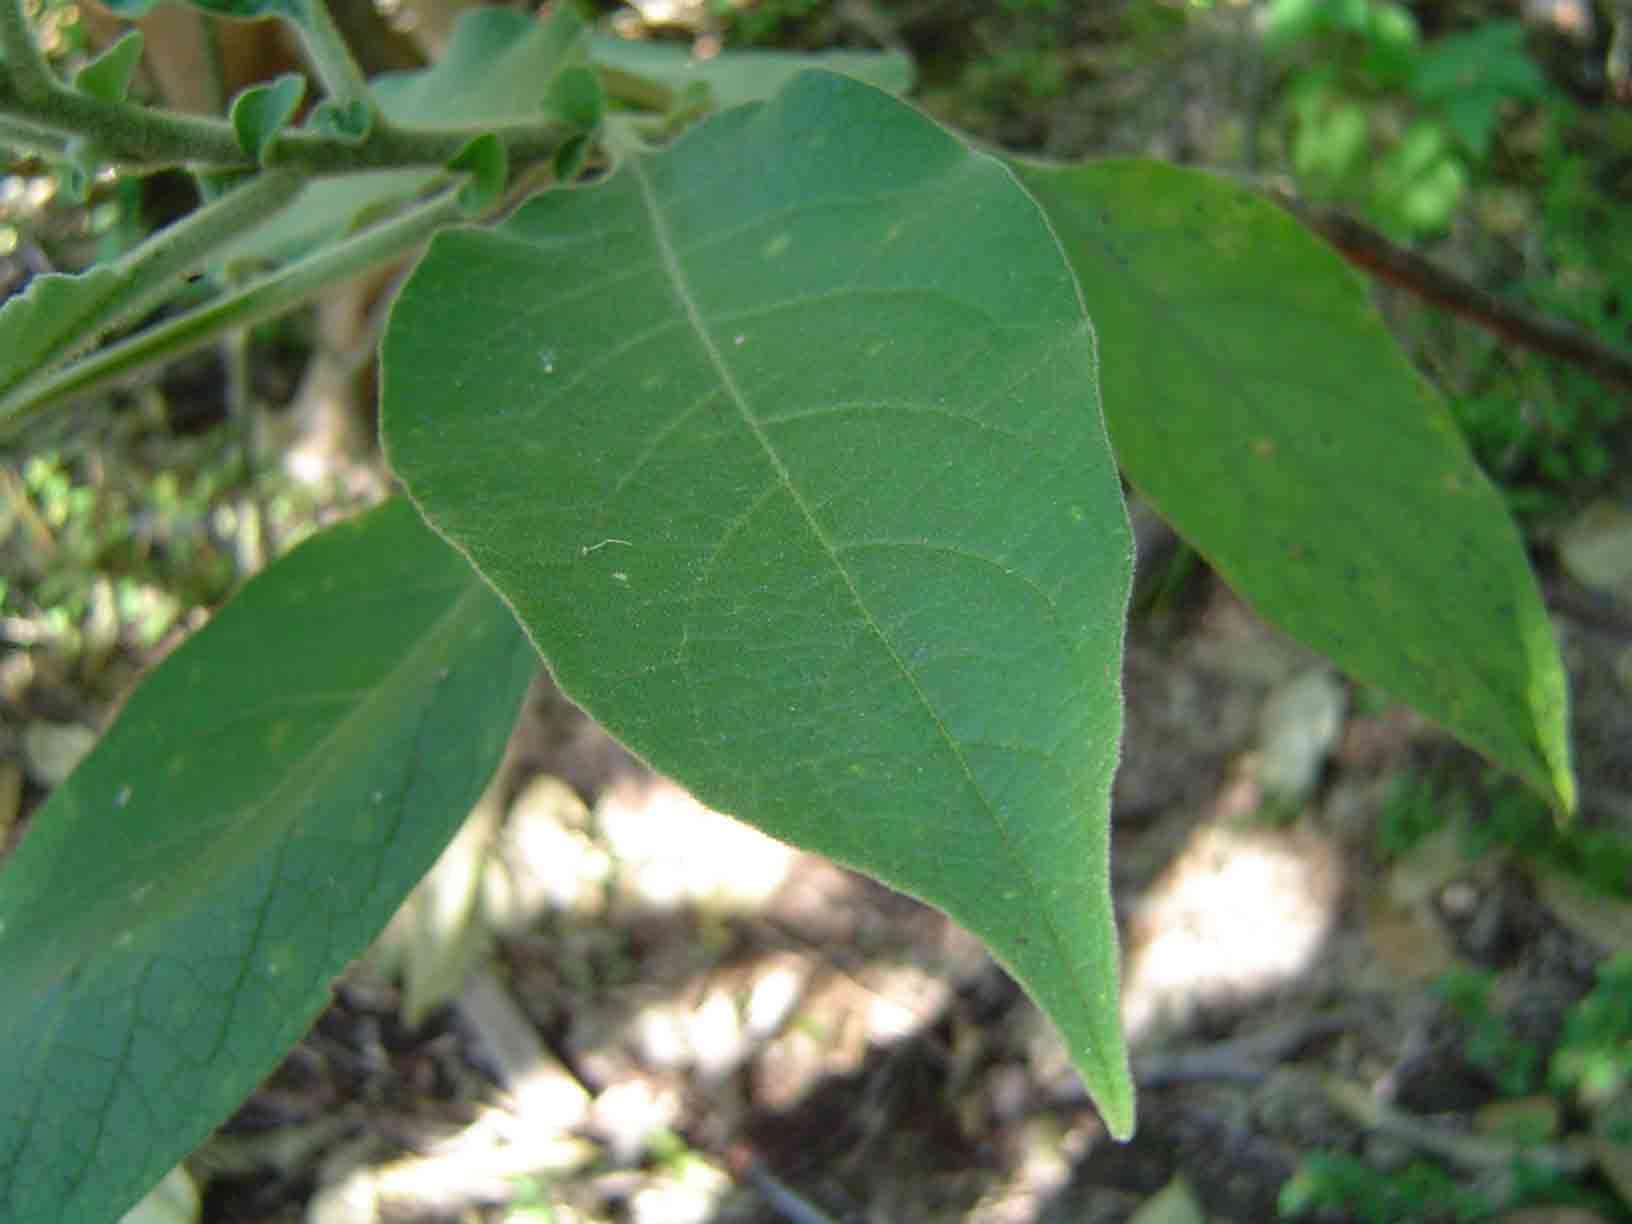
[1121,815,1345,1042]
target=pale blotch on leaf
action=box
[762,233,791,258]
[265,945,295,977]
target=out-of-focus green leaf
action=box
[588,34,914,108]
[1373,120,1467,235]
[72,31,144,103]
[1410,21,1548,157]
[0,500,535,1223]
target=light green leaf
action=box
[378,3,587,124]
[383,71,1135,1137]
[306,96,373,142]
[448,131,507,213]
[1013,158,1573,814]
[0,266,127,399]
[1410,21,1548,157]
[589,34,914,108]
[72,30,144,103]
[230,73,307,162]
[0,499,535,1223]
[546,63,603,131]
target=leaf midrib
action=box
[627,150,1096,1035]
[1,558,492,1007]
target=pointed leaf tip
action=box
[1014,157,1574,816]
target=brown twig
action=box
[1277,196,1632,402]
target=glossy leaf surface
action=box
[72,30,144,103]
[384,72,1135,1135]
[1014,158,1573,812]
[0,500,535,1223]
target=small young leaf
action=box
[385,71,1136,1138]
[230,72,307,162]
[448,131,507,213]
[546,63,603,131]
[0,500,535,1223]
[307,96,373,141]
[72,30,144,103]
[1013,158,1575,814]
[55,137,99,203]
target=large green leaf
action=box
[1013,158,1573,813]
[0,499,535,1224]
[383,72,1136,1136]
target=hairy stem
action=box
[0,111,68,157]
[0,187,466,432]
[11,170,306,391]
[0,69,572,176]
[0,0,54,103]
[263,115,571,174]
[286,0,379,122]
[3,76,246,166]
